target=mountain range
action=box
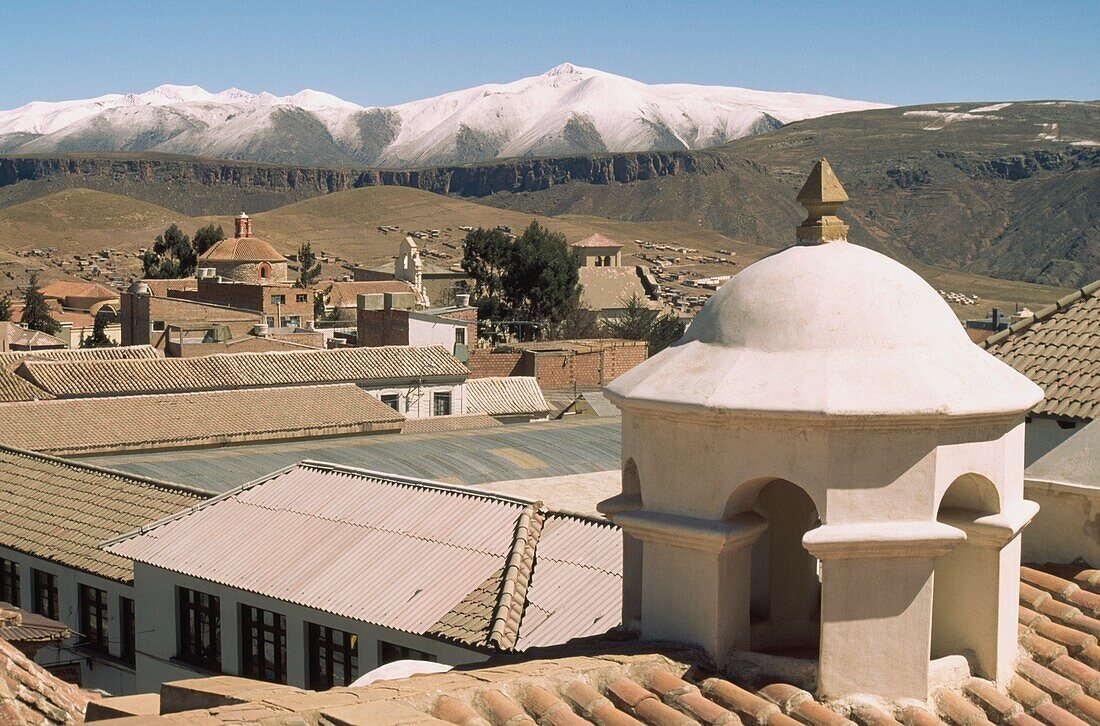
[0,64,887,167]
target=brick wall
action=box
[467,349,526,378]
[439,308,477,348]
[357,309,411,347]
[122,294,259,350]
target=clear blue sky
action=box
[2,0,1097,109]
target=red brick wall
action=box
[467,349,526,378]
[603,343,648,381]
[529,342,648,389]
[357,309,411,347]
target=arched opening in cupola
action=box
[932,473,1001,673]
[728,477,822,657]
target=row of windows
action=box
[177,587,434,690]
[380,391,452,416]
[0,558,134,665]
[270,294,310,304]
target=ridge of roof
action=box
[982,278,1100,349]
[488,502,546,651]
[0,442,211,499]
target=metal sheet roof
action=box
[78,418,622,493]
[105,463,622,648]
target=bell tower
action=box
[601,160,1042,701]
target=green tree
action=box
[142,224,196,279]
[501,221,580,325]
[81,309,116,348]
[461,227,512,321]
[297,242,321,288]
[313,288,328,320]
[19,273,61,336]
[603,293,685,356]
[193,224,226,256]
[0,293,10,322]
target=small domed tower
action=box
[197,213,289,282]
[601,159,1043,700]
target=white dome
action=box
[606,241,1042,419]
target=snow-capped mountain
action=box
[0,64,889,168]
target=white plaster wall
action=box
[361,381,467,419]
[1025,416,1079,466]
[133,565,489,694]
[1023,481,1100,567]
[408,316,465,350]
[0,546,136,695]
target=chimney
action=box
[235,212,252,239]
[455,292,471,307]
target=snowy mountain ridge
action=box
[0,63,890,167]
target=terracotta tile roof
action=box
[0,322,67,350]
[198,236,286,262]
[466,376,552,417]
[0,446,208,582]
[93,565,1100,725]
[401,413,503,434]
[38,280,118,303]
[104,463,621,652]
[0,637,94,724]
[983,280,1100,420]
[572,233,623,249]
[0,384,404,455]
[0,603,72,644]
[0,345,161,403]
[323,280,416,308]
[16,345,467,398]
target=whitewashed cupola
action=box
[600,159,1043,700]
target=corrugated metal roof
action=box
[0,446,208,582]
[466,376,551,417]
[17,345,467,398]
[0,384,404,455]
[78,417,622,493]
[105,463,622,649]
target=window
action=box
[79,584,108,654]
[240,605,286,683]
[455,327,466,345]
[152,320,166,331]
[0,559,19,606]
[120,597,136,666]
[33,570,57,619]
[178,587,221,671]
[295,294,308,303]
[271,294,286,305]
[432,391,452,416]
[307,623,358,690]
[381,394,400,411]
[378,640,436,666]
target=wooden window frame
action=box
[0,558,19,607]
[178,587,221,671]
[432,391,452,416]
[240,604,287,684]
[78,584,108,654]
[33,569,57,619]
[306,622,359,690]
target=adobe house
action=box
[601,159,1043,701]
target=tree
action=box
[193,224,226,256]
[501,221,580,325]
[142,224,196,279]
[603,293,685,356]
[81,309,115,348]
[297,242,321,288]
[0,293,10,322]
[19,273,61,336]
[313,288,328,320]
[461,227,512,321]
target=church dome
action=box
[605,160,1043,420]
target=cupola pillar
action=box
[601,160,1043,702]
[234,212,252,239]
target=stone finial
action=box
[234,212,252,239]
[796,158,849,244]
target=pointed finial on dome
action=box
[796,158,849,244]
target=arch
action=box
[258,262,272,280]
[932,473,1002,674]
[727,477,821,656]
[622,457,640,498]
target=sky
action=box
[1,1,1097,110]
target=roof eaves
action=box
[982,279,1100,349]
